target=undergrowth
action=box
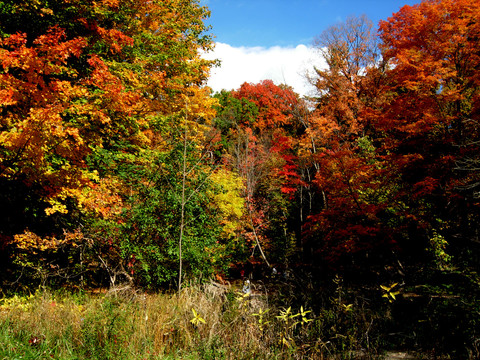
[0,278,478,359]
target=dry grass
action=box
[0,283,289,359]
[3,282,448,359]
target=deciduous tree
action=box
[0,0,217,288]
[378,0,480,248]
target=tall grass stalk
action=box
[0,284,285,359]
[1,282,414,359]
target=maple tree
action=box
[2,0,479,299]
[302,0,480,272]
[0,1,477,355]
[233,80,299,132]
[299,15,401,269]
[377,0,480,257]
[0,0,219,287]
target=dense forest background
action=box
[1,0,480,357]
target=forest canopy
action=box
[0,0,479,296]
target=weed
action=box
[0,280,474,359]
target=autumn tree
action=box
[212,82,305,268]
[377,0,480,264]
[309,14,380,135]
[0,0,218,288]
[233,80,300,132]
[303,1,480,275]
[299,15,402,272]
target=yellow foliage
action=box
[184,87,218,124]
[13,229,84,254]
[79,176,125,218]
[190,308,206,326]
[210,169,246,238]
[45,200,68,215]
[0,293,36,311]
[0,0,217,229]
[43,169,93,215]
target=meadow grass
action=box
[0,281,472,359]
[0,283,299,359]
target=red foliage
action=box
[233,80,299,131]
[377,0,480,209]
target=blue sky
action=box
[200,0,421,96]
[202,0,420,48]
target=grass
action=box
[0,280,477,359]
[0,282,364,359]
[0,284,291,359]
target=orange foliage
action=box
[233,80,299,131]
[378,0,480,137]
[0,0,215,217]
[0,28,91,203]
[13,229,85,254]
[377,0,480,199]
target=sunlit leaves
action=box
[0,28,91,206]
[209,169,245,238]
[190,308,206,326]
[233,80,299,131]
[377,0,480,237]
[380,283,401,303]
[0,0,217,287]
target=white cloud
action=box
[201,42,325,97]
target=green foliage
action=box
[0,0,217,290]
[429,230,453,270]
[1,283,479,359]
[1,1,480,357]
[109,143,228,288]
[213,90,259,133]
